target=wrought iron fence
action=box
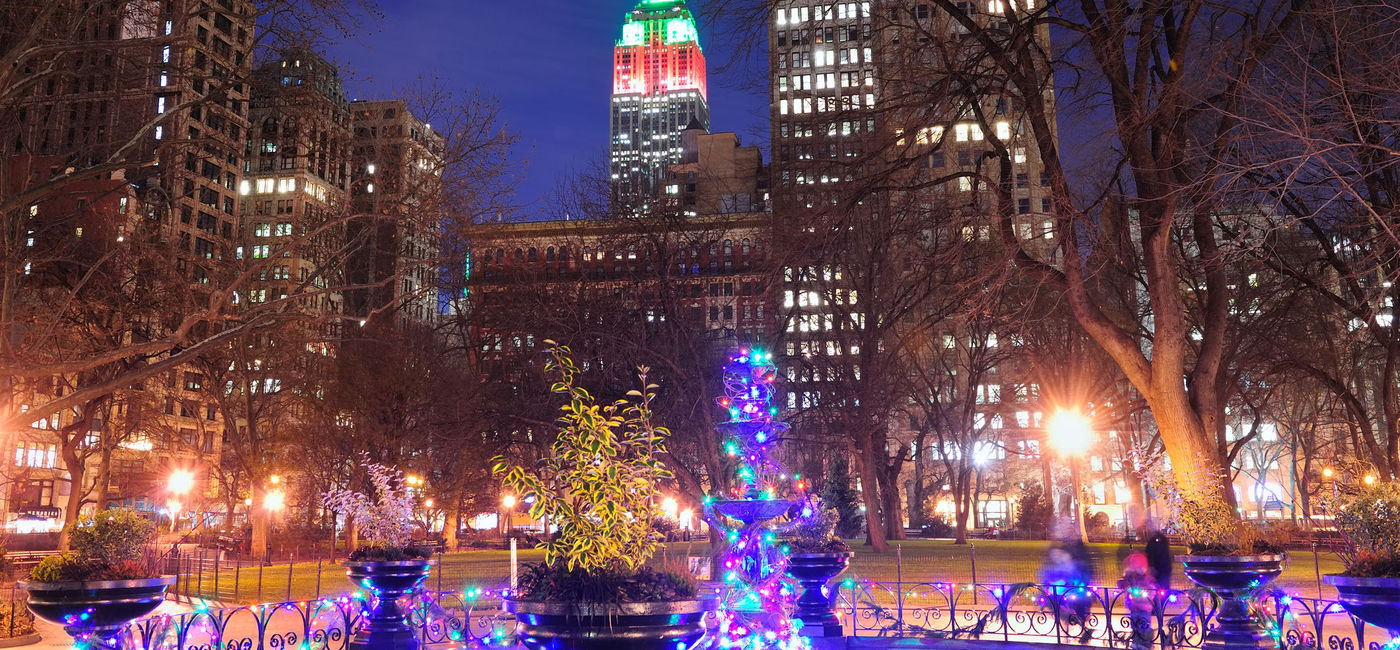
[114,590,515,650]
[105,580,1393,650]
[835,580,1395,649]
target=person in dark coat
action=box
[1144,530,1173,592]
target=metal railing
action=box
[106,579,1391,650]
[117,591,514,650]
[836,580,1393,649]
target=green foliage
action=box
[68,509,155,564]
[1335,481,1400,575]
[348,545,431,562]
[1137,450,1271,555]
[514,562,696,603]
[788,500,850,553]
[29,553,82,582]
[1086,511,1112,536]
[492,344,675,576]
[29,553,152,582]
[1015,483,1054,538]
[819,458,864,538]
[920,514,955,538]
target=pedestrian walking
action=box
[1120,551,1156,650]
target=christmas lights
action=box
[705,348,814,649]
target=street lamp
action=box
[1365,474,1378,486]
[661,497,679,520]
[1048,410,1094,541]
[264,489,285,512]
[502,494,516,535]
[167,469,195,532]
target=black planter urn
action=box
[345,559,433,650]
[1181,554,1286,650]
[503,598,718,650]
[1324,575,1400,636]
[786,551,852,637]
[22,576,175,650]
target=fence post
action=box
[316,558,323,600]
[214,550,221,602]
[970,542,978,605]
[234,553,242,604]
[436,550,444,593]
[1313,541,1322,598]
[257,560,264,603]
[196,547,204,600]
[287,554,294,602]
[896,543,904,637]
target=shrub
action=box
[323,455,419,552]
[787,497,850,553]
[1015,483,1054,539]
[493,344,674,576]
[29,553,152,582]
[1086,511,1112,537]
[1334,481,1400,576]
[68,509,154,564]
[920,514,955,538]
[514,562,695,603]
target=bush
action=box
[787,499,850,553]
[1015,483,1054,538]
[29,553,152,582]
[1335,481,1400,575]
[1086,511,1112,537]
[348,545,431,562]
[514,562,695,603]
[920,515,955,538]
[68,509,155,564]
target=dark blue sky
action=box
[325,0,771,219]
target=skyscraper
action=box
[609,0,710,208]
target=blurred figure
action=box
[1040,523,1096,644]
[1145,528,1172,591]
[1119,550,1156,650]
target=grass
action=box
[179,538,1347,605]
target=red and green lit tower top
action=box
[612,0,708,98]
[609,0,711,205]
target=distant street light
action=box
[1048,410,1094,541]
[264,490,285,512]
[167,469,196,532]
[269,474,281,485]
[662,497,679,520]
[1365,474,1378,486]
[424,499,434,509]
[168,469,195,496]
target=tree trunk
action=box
[953,469,970,545]
[251,484,270,561]
[854,438,888,552]
[444,503,459,549]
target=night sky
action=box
[325,0,771,220]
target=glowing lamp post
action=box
[167,469,195,532]
[1048,410,1093,541]
[501,494,516,535]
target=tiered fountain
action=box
[704,349,812,650]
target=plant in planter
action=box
[1139,451,1285,650]
[22,509,172,650]
[323,457,432,650]
[1324,480,1400,635]
[783,497,852,636]
[492,344,713,650]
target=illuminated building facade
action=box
[610,0,711,208]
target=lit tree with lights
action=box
[705,348,813,650]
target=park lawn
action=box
[183,539,1347,605]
